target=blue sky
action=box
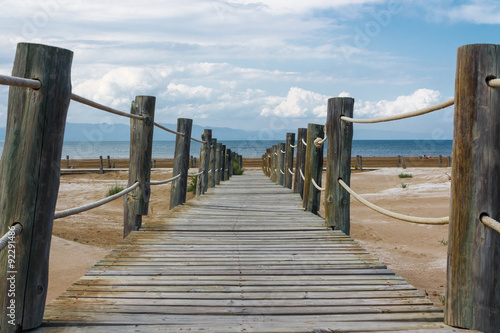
[0,0,499,139]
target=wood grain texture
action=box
[39,171,455,332]
[196,129,211,196]
[220,145,226,181]
[0,43,73,331]
[325,97,354,234]
[169,118,192,209]
[225,149,231,180]
[294,128,307,197]
[123,96,155,238]
[446,44,500,332]
[271,145,277,183]
[209,138,217,188]
[277,142,285,186]
[284,132,295,189]
[216,143,222,185]
[302,124,324,214]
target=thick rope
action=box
[301,139,307,146]
[288,168,294,175]
[188,171,204,177]
[341,98,455,124]
[275,152,278,156]
[314,137,327,148]
[299,168,305,181]
[0,224,23,252]
[311,178,325,191]
[150,173,181,185]
[281,150,286,154]
[0,74,41,89]
[280,169,285,175]
[338,179,449,224]
[481,215,500,234]
[71,93,145,120]
[488,78,500,88]
[290,144,297,148]
[54,182,139,219]
[192,137,207,144]
[153,122,185,137]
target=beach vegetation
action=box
[352,163,359,170]
[187,176,197,193]
[400,183,408,189]
[439,239,448,246]
[398,173,413,178]
[106,183,124,197]
[233,158,244,175]
[439,295,446,306]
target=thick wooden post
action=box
[99,156,104,174]
[66,155,70,168]
[302,124,324,214]
[225,149,231,180]
[294,128,307,198]
[170,118,193,209]
[196,129,211,196]
[284,133,295,189]
[209,138,217,188]
[216,143,222,185]
[123,96,155,238]
[325,98,354,234]
[0,43,73,331]
[439,155,443,167]
[229,151,235,178]
[359,155,363,171]
[107,155,111,168]
[446,44,500,332]
[277,143,285,186]
[239,154,243,170]
[271,145,278,183]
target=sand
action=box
[48,166,451,309]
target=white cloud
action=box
[260,87,328,118]
[165,83,213,100]
[354,88,442,118]
[448,0,500,24]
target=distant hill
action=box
[0,123,450,142]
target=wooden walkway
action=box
[37,171,462,332]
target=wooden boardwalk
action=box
[37,171,462,332]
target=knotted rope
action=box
[0,224,23,252]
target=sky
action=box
[0,0,499,140]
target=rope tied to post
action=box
[301,139,307,146]
[487,78,500,87]
[0,74,41,90]
[290,144,297,148]
[54,182,140,219]
[280,169,285,175]
[0,224,23,252]
[340,98,455,124]
[311,178,325,191]
[481,215,500,234]
[299,168,305,181]
[150,173,181,185]
[314,125,327,148]
[338,179,449,225]
[281,150,286,154]
[288,168,294,175]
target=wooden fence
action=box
[262,43,500,333]
[0,43,243,332]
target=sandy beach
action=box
[48,165,451,309]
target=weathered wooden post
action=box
[219,145,226,181]
[229,151,235,177]
[266,148,272,177]
[170,118,193,208]
[324,98,354,234]
[359,155,363,171]
[446,44,500,332]
[284,133,295,189]
[272,145,278,183]
[225,149,231,180]
[294,128,307,198]
[153,160,156,168]
[302,124,324,214]
[276,143,285,185]
[99,155,104,174]
[123,96,155,238]
[439,155,443,167]
[66,155,70,168]
[216,143,222,185]
[239,154,243,170]
[401,155,406,169]
[0,43,73,331]
[107,155,111,169]
[196,129,211,196]
[448,156,451,167]
[398,155,401,168]
[209,138,217,188]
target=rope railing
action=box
[153,122,185,136]
[340,98,455,124]
[338,179,449,225]
[311,178,325,191]
[288,168,294,175]
[150,173,181,185]
[480,215,500,234]
[0,224,23,252]
[301,139,307,146]
[0,74,41,90]
[488,78,500,87]
[280,169,285,175]
[290,144,297,148]
[192,170,205,177]
[71,93,145,121]
[281,150,286,154]
[192,137,207,144]
[299,168,305,181]
[314,137,327,148]
[54,182,139,219]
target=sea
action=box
[0,140,453,159]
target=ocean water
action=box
[0,140,453,159]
